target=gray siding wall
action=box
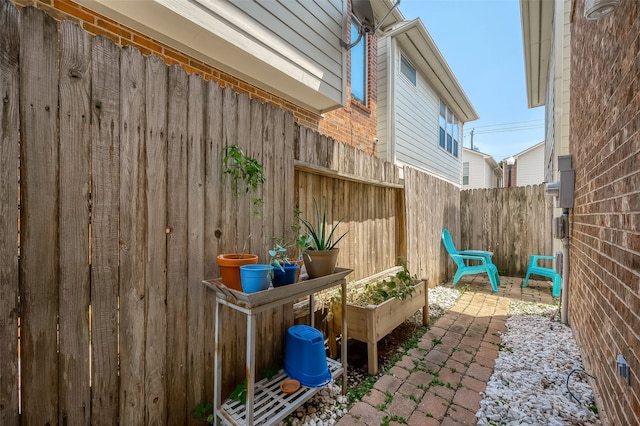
[377,36,390,161]
[392,46,461,185]
[78,0,347,110]
[214,0,345,102]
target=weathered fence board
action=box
[144,54,168,424]
[460,185,552,276]
[119,45,147,425]
[19,6,60,424]
[59,20,91,425]
[404,166,460,285]
[0,0,20,423]
[187,73,207,424]
[90,34,121,425]
[166,64,190,425]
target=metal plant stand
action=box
[203,268,352,426]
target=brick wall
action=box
[13,0,379,155]
[570,0,640,424]
[502,161,517,187]
[320,19,378,154]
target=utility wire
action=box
[566,368,597,406]
[468,125,543,135]
[464,119,544,130]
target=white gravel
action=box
[476,300,601,426]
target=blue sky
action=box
[397,0,545,161]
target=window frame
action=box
[350,18,368,106]
[400,54,417,86]
[463,161,470,185]
[439,100,461,158]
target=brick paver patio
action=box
[336,275,556,426]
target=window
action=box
[453,117,459,157]
[463,162,469,185]
[439,102,446,148]
[400,55,416,86]
[350,19,367,104]
[439,101,461,158]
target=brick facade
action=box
[13,0,378,155]
[502,161,517,188]
[570,1,639,424]
[320,21,378,154]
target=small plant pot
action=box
[217,253,258,291]
[240,264,272,293]
[303,249,339,279]
[272,263,300,287]
[291,258,304,282]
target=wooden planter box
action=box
[328,268,428,375]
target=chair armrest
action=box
[530,255,555,266]
[460,250,493,262]
[453,254,489,265]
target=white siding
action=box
[466,153,486,189]
[392,47,461,185]
[545,0,572,183]
[462,149,500,189]
[516,144,545,186]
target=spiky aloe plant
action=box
[299,198,348,251]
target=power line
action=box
[463,119,544,132]
[467,124,543,135]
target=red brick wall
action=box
[502,161,517,187]
[570,1,640,424]
[12,0,378,155]
[320,15,378,155]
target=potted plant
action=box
[325,261,428,374]
[222,144,265,217]
[268,243,299,287]
[217,144,265,291]
[217,235,259,292]
[239,264,272,293]
[300,198,348,279]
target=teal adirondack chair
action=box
[523,255,562,297]
[441,229,500,292]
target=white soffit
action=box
[75,0,343,114]
[386,19,479,122]
[520,0,554,108]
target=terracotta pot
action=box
[291,258,305,282]
[302,249,339,279]
[217,253,259,291]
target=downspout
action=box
[561,209,569,325]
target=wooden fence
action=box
[460,185,554,276]
[0,2,550,424]
[404,166,461,285]
[295,128,405,282]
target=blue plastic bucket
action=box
[239,264,272,293]
[272,263,300,287]
[284,325,331,387]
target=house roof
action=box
[501,140,544,163]
[463,147,501,172]
[383,19,479,122]
[371,0,405,31]
[520,0,554,108]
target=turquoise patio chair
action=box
[441,229,500,292]
[523,255,562,297]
